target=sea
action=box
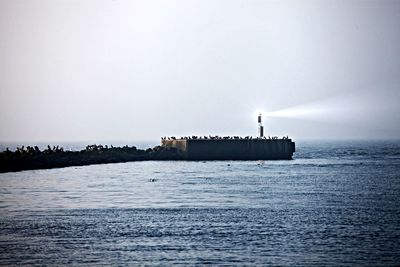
[0,140,400,266]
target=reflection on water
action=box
[1,141,400,265]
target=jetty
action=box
[161,137,295,160]
[161,113,295,160]
[0,114,295,173]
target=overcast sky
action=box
[0,0,399,142]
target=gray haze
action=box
[0,0,399,142]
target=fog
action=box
[0,0,399,142]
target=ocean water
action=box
[0,140,400,266]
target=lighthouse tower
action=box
[258,113,264,138]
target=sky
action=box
[0,0,399,142]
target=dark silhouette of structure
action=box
[161,114,295,160]
[161,137,295,160]
[0,114,295,173]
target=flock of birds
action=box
[161,136,289,141]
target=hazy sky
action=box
[1,0,399,142]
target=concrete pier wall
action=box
[161,139,295,160]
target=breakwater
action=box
[162,138,295,160]
[0,137,295,173]
[0,145,182,173]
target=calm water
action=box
[1,141,400,266]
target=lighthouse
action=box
[258,113,264,138]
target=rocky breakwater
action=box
[0,144,183,173]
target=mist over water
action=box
[1,1,400,141]
[1,0,400,264]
